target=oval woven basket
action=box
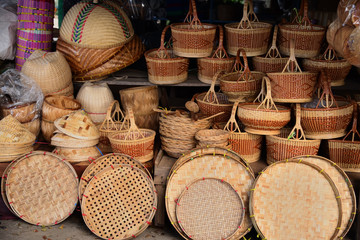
[1,102,36,123]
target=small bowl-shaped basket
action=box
[237,76,291,135]
[1,102,36,123]
[195,129,229,145]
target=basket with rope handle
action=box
[224,0,272,57]
[197,25,235,84]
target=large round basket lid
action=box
[60,0,134,49]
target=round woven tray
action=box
[81,164,157,240]
[79,153,151,202]
[176,178,245,240]
[5,151,78,226]
[250,160,342,240]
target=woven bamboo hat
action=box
[60,0,134,49]
[0,115,35,144]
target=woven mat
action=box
[176,178,244,240]
[250,160,342,240]
[291,155,356,239]
[81,164,157,239]
[5,152,78,226]
[79,153,151,201]
[166,152,255,240]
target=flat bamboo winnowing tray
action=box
[176,178,244,240]
[5,151,78,226]
[250,160,342,240]
[81,164,157,240]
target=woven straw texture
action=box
[81,164,157,239]
[79,153,151,202]
[51,132,98,148]
[176,178,244,240]
[21,50,73,97]
[195,94,232,124]
[60,0,134,49]
[22,117,40,137]
[195,129,229,145]
[250,160,342,240]
[5,151,78,226]
[0,115,35,144]
[328,140,360,171]
[1,102,36,123]
[291,155,357,239]
[53,146,101,163]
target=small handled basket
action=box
[252,25,288,73]
[278,0,325,58]
[145,26,190,85]
[108,107,156,163]
[302,45,352,87]
[197,25,235,84]
[237,76,291,135]
[219,48,265,102]
[266,104,321,165]
[224,101,263,163]
[170,0,217,58]
[328,102,360,171]
[224,0,272,56]
[267,39,318,103]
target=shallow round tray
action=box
[81,164,157,240]
[5,151,78,226]
[176,178,245,240]
[250,159,342,240]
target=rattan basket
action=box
[145,26,189,85]
[170,0,216,58]
[237,77,291,135]
[197,25,235,84]
[195,129,230,148]
[219,48,265,102]
[224,1,272,56]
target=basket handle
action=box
[224,101,243,133]
[184,0,203,29]
[237,1,253,29]
[293,0,313,28]
[156,26,171,59]
[202,70,225,104]
[342,102,360,141]
[322,45,338,61]
[254,76,278,111]
[288,104,306,140]
[236,49,253,82]
[316,71,338,109]
[124,107,145,140]
[99,100,125,131]
[247,0,259,22]
[282,39,302,73]
[265,25,282,58]
[231,48,244,72]
[211,25,229,59]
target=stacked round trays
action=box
[166,147,255,240]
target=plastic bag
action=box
[0,69,44,121]
[0,1,17,60]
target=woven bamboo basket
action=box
[21,50,73,97]
[224,101,262,163]
[42,95,81,142]
[0,115,35,145]
[51,132,99,148]
[266,104,321,165]
[252,25,288,73]
[197,25,235,84]
[22,117,41,137]
[195,129,230,148]
[170,0,216,58]
[303,45,352,87]
[267,39,318,103]
[54,146,101,163]
[1,102,36,123]
[120,85,159,130]
[161,136,196,158]
[237,77,291,135]
[224,1,272,56]
[98,100,126,153]
[145,26,189,85]
[109,108,156,162]
[300,73,353,139]
[278,0,325,58]
[219,49,265,102]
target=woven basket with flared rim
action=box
[197,25,235,84]
[53,146,101,163]
[21,50,73,97]
[267,39,318,103]
[1,102,36,123]
[108,108,156,162]
[51,132,99,148]
[166,148,255,240]
[176,178,245,240]
[98,100,126,153]
[5,151,78,226]
[224,1,272,57]
[81,164,157,240]
[59,0,134,49]
[237,77,291,135]
[76,82,114,124]
[224,101,262,163]
[290,155,356,239]
[42,95,81,142]
[266,104,321,165]
[170,0,216,58]
[278,0,325,58]
[145,25,189,85]
[303,45,352,87]
[252,25,288,73]
[249,160,342,240]
[219,48,265,102]
[300,73,353,139]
